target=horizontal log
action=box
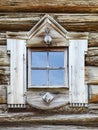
[0,46,9,66]
[0,33,6,45]
[86,47,98,66]
[0,67,9,85]
[0,0,98,13]
[0,13,98,32]
[1,13,98,23]
[86,56,98,66]
[89,33,98,47]
[1,22,98,32]
[87,47,98,57]
[85,66,98,85]
[0,85,7,103]
[88,85,98,103]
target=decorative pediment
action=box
[6,14,89,45]
[26,14,68,47]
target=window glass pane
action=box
[49,52,64,67]
[49,70,64,85]
[31,70,47,86]
[32,52,47,67]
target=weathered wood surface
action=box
[27,88,69,110]
[1,125,97,130]
[1,32,98,47]
[0,86,7,103]
[0,67,9,85]
[27,15,68,47]
[86,47,98,66]
[0,46,9,66]
[85,66,98,85]
[1,113,98,126]
[0,46,9,85]
[0,0,98,13]
[69,40,88,104]
[0,13,98,32]
[89,33,98,47]
[7,39,26,106]
[88,85,98,103]
[0,13,98,45]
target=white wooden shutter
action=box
[69,40,88,107]
[7,39,26,108]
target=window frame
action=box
[28,47,68,88]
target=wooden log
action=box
[0,113,98,126]
[86,47,98,66]
[0,67,9,85]
[0,46,9,66]
[0,22,94,32]
[0,13,98,32]
[88,85,98,103]
[0,85,7,103]
[0,0,98,13]
[87,47,98,57]
[0,0,91,12]
[0,46,9,85]
[86,56,98,66]
[0,33,6,45]
[89,33,98,47]
[1,13,98,23]
[85,66,98,85]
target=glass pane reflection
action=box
[49,52,64,67]
[31,70,47,86]
[32,52,47,67]
[49,70,64,85]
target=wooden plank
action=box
[69,40,88,104]
[7,39,26,107]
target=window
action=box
[28,48,68,88]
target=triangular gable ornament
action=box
[26,14,68,47]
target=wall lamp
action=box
[44,28,52,45]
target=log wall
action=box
[0,0,98,13]
[0,12,98,104]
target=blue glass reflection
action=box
[49,52,64,67]
[32,52,47,67]
[31,70,47,86]
[49,70,64,85]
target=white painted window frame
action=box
[28,48,68,88]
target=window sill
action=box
[28,85,69,89]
